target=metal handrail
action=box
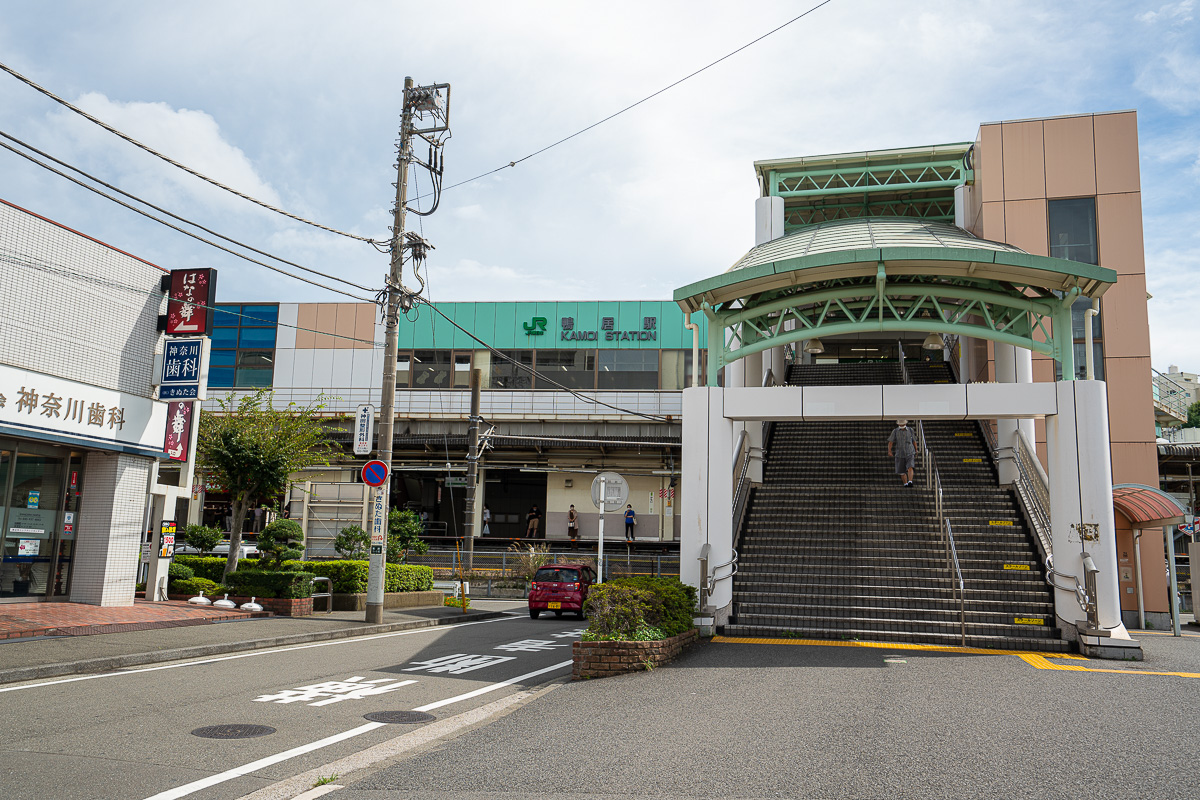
[1009,429,1052,558]
[945,520,966,646]
[311,576,333,614]
[1152,367,1191,423]
[732,430,753,547]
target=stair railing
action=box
[1006,428,1053,560]
[898,339,909,385]
[946,519,967,646]
[917,419,966,645]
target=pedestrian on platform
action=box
[567,504,578,548]
[624,504,637,542]
[888,419,916,487]
[526,505,542,538]
[482,504,491,536]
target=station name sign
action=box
[547,316,658,343]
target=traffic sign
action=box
[590,471,629,512]
[362,460,389,487]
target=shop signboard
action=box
[164,401,194,462]
[370,487,386,555]
[0,363,168,457]
[159,338,204,400]
[159,520,176,559]
[164,268,217,336]
[17,539,39,557]
[354,404,374,455]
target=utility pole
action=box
[366,77,451,623]
[464,368,482,571]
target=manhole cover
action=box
[191,724,277,740]
[363,711,436,724]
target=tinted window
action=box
[533,567,579,583]
[597,350,659,390]
[1048,197,1098,265]
[490,350,534,389]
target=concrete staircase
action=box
[725,360,1067,651]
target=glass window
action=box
[397,353,411,388]
[234,368,274,388]
[1070,298,1101,340]
[210,327,238,349]
[597,350,659,390]
[411,350,451,389]
[535,350,596,389]
[489,350,534,389]
[239,327,277,348]
[209,367,235,387]
[210,349,236,367]
[213,305,241,326]
[1048,198,1098,265]
[1056,342,1105,381]
[240,305,278,325]
[660,350,697,391]
[454,353,472,388]
[237,350,274,368]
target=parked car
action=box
[174,540,259,558]
[528,563,596,620]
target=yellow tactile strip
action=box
[712,636,1200,679]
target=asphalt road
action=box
[336,633,1200,800]
[0,608,582,800]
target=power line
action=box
[414,298,672,422]
[0,245,385,346]
[0,137,376,302]
[0,60,385,245]
[422,0,835,200]
[0,129,380,295]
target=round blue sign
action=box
[362,460,389,487]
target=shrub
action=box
[444,596,470,609]
[268,559,435,594]
[174,555,236,583]
[334,525,369,559]
[582,576,697,640]
[182,525,223,555]
[225,569,315,599]
[258,519,305,567]
[506,541,552,580]
[167,562,195,585]
[172,577,224,597]
[387,509,429,563]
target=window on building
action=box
[210,304,278,388]
[397,353,411,388]
[411,350,451,389]
[489,350,534,389]
[1055,296,1104,380]
[597,350,659,390]
[453,353,473,388]
[1048,198,1098,265]
[535,350,596,389]
[660,350,700,390]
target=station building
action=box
[198,300,706,557]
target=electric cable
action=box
[0,60,385,244]
[0,244,385,346]
[0,129,380,294]
[416,0,834,201]
[0,138,375,302]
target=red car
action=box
[528,563,597,619]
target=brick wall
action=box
[572,629,697,679]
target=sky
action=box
[1,0,1197,368]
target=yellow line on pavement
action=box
[711,635,1086,659]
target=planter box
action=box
[330,591,445,612]
[167,594,312,616]
[572,629,697,680]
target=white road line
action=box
[0,614,522,694]
[141,721,386,800]
[141,659,574,800]
[413,659,573,712]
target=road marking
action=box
[402,653,516,674]
[254,677,417,707]
[0,614,522,695]
[1021,653,1200,679]
[141,660,574,800]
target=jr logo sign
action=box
[523,317,547,335]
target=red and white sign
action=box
[165,268,217,335]
[165,401,194,462]
[362,460,389,487]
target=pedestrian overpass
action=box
[674,212,1141,657]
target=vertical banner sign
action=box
[354,404,375,456]
[160,338,204,399]
[370,487,387,555]
[159,520,176,558]
[165,401,194,462]
[165,268,217,335]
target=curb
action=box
[0,610,510,686]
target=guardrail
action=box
[1152,368,1190,424]
[1009,429,1053,559]
[311,576,333,614]
[405,548,679,578]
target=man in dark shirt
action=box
[887,419,916,487]
[526,505,543,538]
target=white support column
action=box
[680,387,735,617]
[1046,380,1132,644]
[755,196,785,246]
[995,343,1018,485]
[742,351,764,482]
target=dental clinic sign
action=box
[0,363,168,457]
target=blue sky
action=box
[1,1,1197,367]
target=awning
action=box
[1112,483,1188,529]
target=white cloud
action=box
[1138,0,1195,24]
[1135,50,1200,112]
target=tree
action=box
[182,524,222,556]
[335,524,369,560]
[387,509,429,563]
[197,389,337,577]
[258,518,305,567]
[1187,400,1200,429]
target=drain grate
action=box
[191,724,277,740]
[363,711,436,724]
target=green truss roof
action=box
[674,218,1116,312]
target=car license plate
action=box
[547,602,561,609]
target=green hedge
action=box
[583,576,698,640]
[173,555,434,595]
[172,577,224,597]
[608,576,697,637]
[224,569,315,599]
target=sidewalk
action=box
[0,599,522,686]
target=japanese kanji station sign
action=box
[164,268,217,336]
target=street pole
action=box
[366,75,414,624]
[464,368,482,572]
[597,475,606,582]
